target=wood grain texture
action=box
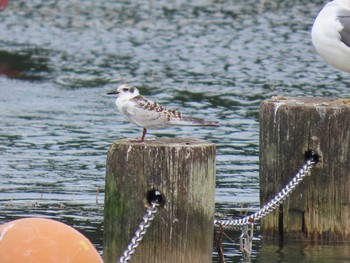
[260,97,350,242]
[103,138,216,262]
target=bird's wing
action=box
[121,95,172,128]
[169,116,219,126]
[122,95,219,128]
[337,10,350,47]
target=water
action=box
[1,0,350,262]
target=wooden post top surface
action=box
[111,137,215,147]
[263,96,350,108]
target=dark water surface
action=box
[1,0,350,262]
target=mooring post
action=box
[103,138,216,263]
[259,97,350,241]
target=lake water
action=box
[1,0,350,262]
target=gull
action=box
[107,84,219,142]
[312,0,350,73]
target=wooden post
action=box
[103,138,216,263]
[260,97,350,242]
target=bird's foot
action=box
[130,139,144,143]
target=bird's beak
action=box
[106,90,119,95]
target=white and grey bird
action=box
[312,0,350,73]
[107,84,219,142]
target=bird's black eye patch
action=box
[123,88,129,92]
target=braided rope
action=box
[215,158,316,227]
[118,202,159,263]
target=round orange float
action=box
[0,218,103,263]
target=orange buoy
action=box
[0,218,103,263]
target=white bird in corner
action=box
[312,0,350,73]
[107,84,219,142]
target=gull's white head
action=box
[107,84,140,99]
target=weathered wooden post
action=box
[260,97,350,241]
[103,138,216,263]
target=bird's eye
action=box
[123,88,128,92]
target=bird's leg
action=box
[140,128,147,143]
[131,128,147,143]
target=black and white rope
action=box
[214,158,317,227]
[118,202,159,263]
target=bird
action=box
[107,84,219,142]
[311,0,350,73]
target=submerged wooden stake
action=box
[103,138,216,263]
[260,97,350,242]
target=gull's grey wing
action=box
[337,9,350,47]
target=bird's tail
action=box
[169,116,219,127]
